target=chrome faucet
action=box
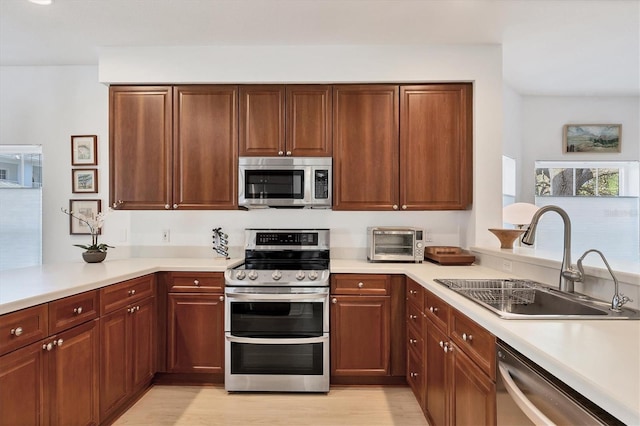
[572,249,631,312]
[521,205,578,293]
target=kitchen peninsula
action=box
[1,257,638,425]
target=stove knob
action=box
[248,270,259,280]
[296,271,306,281]
[308,271,319,281]
[235,270,246,280]
[272,270,282,281]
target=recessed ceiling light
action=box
[28,0,53,5]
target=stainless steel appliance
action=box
[496,340,623,425]
[238,157,332,209]
[224,229,330,392]
[367,227,424,263]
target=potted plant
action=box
[61,207,114,263]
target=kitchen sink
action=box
[434,279,640,319]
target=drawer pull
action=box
[54,338,63,347]
[219,295,224,301]
[357,282,364,288]
[409,314,417,320]
[332,298,337,304]
[429,306,438,314]
[439,341,444,348]
[10,327,23,337]
[43,342,53,351]
[194,279,200,286]
[409,290,417,295]
[462,333,473,342]
[410,372,418,378]
[128,289,136,296]
[74,306,83,315]
[409,338,417,345]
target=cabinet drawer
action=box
[49,290,99,334]
[168,272,224,293]
[101,274,155,314]
[0,304,48,356]
[406,318,424,360]
[406,300,423,333]
[406,278,424,310]
[331,274,390,295]
[424,290,450,333]
[407,349,424,402]
[450,308,496,380]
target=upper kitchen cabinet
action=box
[110,86,173,210]
[400,84,472,210]
[333,85,400,210]
[109,85,238,210]
[239,85,332,157]
[173,85,238,209]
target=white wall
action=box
[502,85,524,199]
[520,96,640,203]
[1,44,505,264]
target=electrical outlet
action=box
[425,230,433,242]
[162,229,170,243]
[502,259,513,272]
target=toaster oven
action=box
[367,227,424,263]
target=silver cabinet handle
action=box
[409,372,418,378]
[194,279,200,286]
[10,327,23,336]
[219,295,224,301]
[444,343,453,353]
[409,338,417,345]
[128,289,136,296]
[439,341,444,348]
[392,204,399,210]
[402,205,407,210]
[278,151,284,156]
[173,204,178,209]
[286,151,292,156]
[462,333,473,342]
[43,342,53,351]
[357,282,364,288]
[409,290,417,295]
[430,306,438,314]
[332,298,338,304]
[409,314,417,320]
[164,204,170,209]
[74,307,83,315]
[54,338,63,347]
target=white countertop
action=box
[1,257,638,424]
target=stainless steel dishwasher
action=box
[496,340,623,425]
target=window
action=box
[0,145,42,270]
[533,161,639,268]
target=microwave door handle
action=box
[498,362,557,426]
[226,335,327,345]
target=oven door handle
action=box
[225,293,327,302]
[225,335,327,345]
[498,362,556,426]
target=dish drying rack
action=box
[439,279,536,305]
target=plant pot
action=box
[82,250,107,263]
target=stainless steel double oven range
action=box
[224,229,330,392]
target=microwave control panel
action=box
[314,170,329,199]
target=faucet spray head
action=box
[521,222,537,245]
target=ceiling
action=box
[1,0,639,95]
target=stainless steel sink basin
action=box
[434,279,640,319]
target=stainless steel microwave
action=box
[238,157,332,209]
[367,227,425,263]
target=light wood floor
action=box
[113,385,429,425]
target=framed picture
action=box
[71,135,98,165]
[72,169,98,193]
[69,199,101,235]
[563,124,621,153]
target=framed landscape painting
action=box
[72,169,98,193]
[563,124,621,153]
[71,135,98,165]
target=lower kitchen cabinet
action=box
[422,289,497,426]
[165,272,225,375]
[0,319,100,426]
[330,274,405,384]
[100,276,156,422]
[167,293,225,373]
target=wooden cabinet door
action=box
[0,340,47,426]
[330,295,390,376]
[173,85,238,209]
[451,344,496,426]
[48,319,99,426]
[130,297,156,392]
[109,86,173,210]
[239,85,285,156]
[425,320,449,426]
[400,84,472,210]
[286,85,332,156]
[100,309,129,420]
[333,85,399,210]
[167,293,225,373]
